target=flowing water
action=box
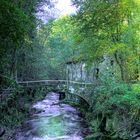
[12,92,90,140]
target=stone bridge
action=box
[18,80,95,106]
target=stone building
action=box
[66,55,122,82]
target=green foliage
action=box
[72,0,140,81]
[81,73,140,139]
[0,0,36,51]
[93,73,140,117]
[132,83,140,93]
[0,0,140,139]
[0,0,56,80]
[0,0,35,82]
[0,86,49,129]
[34,3,140,138]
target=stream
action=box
[11,92,90,140]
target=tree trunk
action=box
[10,48,17,81]
[114,51,129,82]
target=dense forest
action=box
[0,0,140,140]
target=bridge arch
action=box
[18,80,94,108]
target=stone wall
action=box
[66,55,122,82]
